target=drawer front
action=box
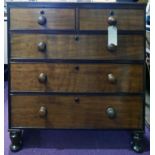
[11,34,144,60]
[11,95,143,129]
[10,8,75,30]
[80,9,144,30]
[11,63,143,93]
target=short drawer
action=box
[80,9,144,30]
[11,63,143,93]
[11,95,143,129]
[11,34,144,60]
[10,8,75,30]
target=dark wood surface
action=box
[8,3,145,131]
[11,63,143,93]
[10,8,75,30]
[11,34,144,60]
[10,8,144,30]
[11,95,143,129]
[80,9,144,30]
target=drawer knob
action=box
[108,16,117,26]
[108,43,117,52]
[38,73,47,83]
[39,106,47,118]
[38,15,46,25]
[108,73,116,84]
[106,107,116,119]
[38,42,46,52]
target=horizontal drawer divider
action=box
[7,2,146,9]
[10,59,144,64]
[10,30,76,34]
[7,2,77,8]
[10,92,144,96]
[9,127,143,131]
[10,30,144,35]
[78,3,146,10]
[79,30,144,35]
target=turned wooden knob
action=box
[38,73,47,83]
[108,43,117,52]
[106,107,116,119]
[108,16,117,26]
[38,15,46,25]
[39,106,47,117]
[37,42,46,52]
[108,73,116,84]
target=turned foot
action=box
[131,132,144,153]
[9,130,23,152]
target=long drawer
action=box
[11,95,143,129]
[11,34,144,60]
[80,9,144,30]
[11,63,143,93]
[10,8,75,30]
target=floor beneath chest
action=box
[4,82,150,155]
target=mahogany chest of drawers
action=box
[7,1,146,153]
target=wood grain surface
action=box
[11,63,143,93]
[11,34,144,60]
[11,95,143,129]
[80,9,144,30]
[10,8,75,30]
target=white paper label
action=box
[108,25,117,46]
